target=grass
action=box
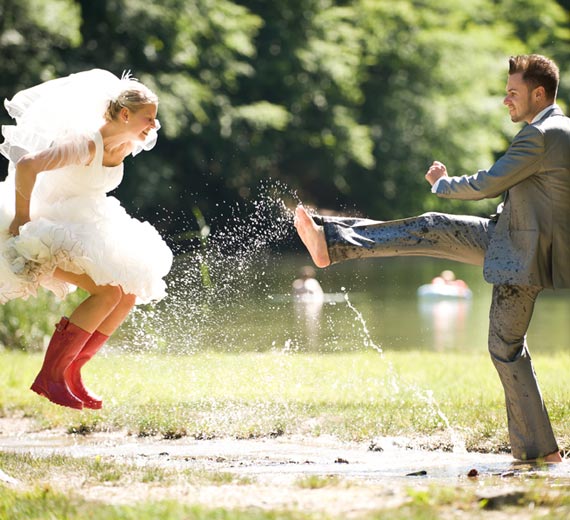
[295,475,343,489]
[3,453,570,519]
[2,349,570,519]
[0,486,323,520]
[0,452,248,488]
[2,349,570,449]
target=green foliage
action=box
[1,0,570,232]
[0,0,81,91]
[338,1,508,217]
[25,0,82,45]
[232,101,292,131]
[0,289,85,351]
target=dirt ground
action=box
[1,417,569,518]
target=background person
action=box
[292,265,324,303]
[430,270,467,289]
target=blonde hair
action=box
[104,82,158,122]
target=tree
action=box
[1,0,569,233]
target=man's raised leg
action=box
[297,209,490,267]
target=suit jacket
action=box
[434,106,570,289]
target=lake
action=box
[119,253,570,355]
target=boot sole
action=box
[30,382,84,410]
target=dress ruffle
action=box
[0,187,172,304]
[6,198,171,303]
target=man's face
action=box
[503,72,540,124]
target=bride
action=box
[0,69,173,410]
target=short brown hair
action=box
[508,54,559,101]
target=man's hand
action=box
[425,161,448,186]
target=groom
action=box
[295,54,570,463]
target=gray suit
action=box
[437,106,570,289]
[317,106,570,460]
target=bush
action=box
[0,289,85,352]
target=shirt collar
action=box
[531,103,557,124]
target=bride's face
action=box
[125,104,158,141]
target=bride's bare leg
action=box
[52,271,136,409]
[53,269,122,333]
[96,290,136,335]
[30,269,124,409]
[294,205,331,268]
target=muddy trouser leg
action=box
[317,211,557,458]
[318,212,491,266]
[489,285,558,460]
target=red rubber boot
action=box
[65,330,109,409]
[31,317,90,409]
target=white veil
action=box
[0,69,160,165]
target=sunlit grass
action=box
[0,451,252,489]
[0,485,320,520]
[3,450,570,519]
[2,349,570,451]
[3,350,570,520]
[295,474,343,489]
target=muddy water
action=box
[3,426,569,485]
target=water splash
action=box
[343,289,382,354]
[417,388,467,454]
[342,290,465,453]
[112,179,464,452]
[114,180,298,354]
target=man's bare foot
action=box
[293,205,331,268]
[543,451,563,463]
[520,451,564,464]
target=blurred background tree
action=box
[0,0,569,243]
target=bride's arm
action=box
[8,139,96,236]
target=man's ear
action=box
[534,86,546,102]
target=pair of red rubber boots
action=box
[30,317,109,410]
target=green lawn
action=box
[3,349,570,519]
[2,349,570,450]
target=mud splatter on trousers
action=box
[317,211,558,460]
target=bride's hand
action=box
[8,216,28,236]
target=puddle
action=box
[3,430,567,485]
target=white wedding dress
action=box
[0,70,173,304]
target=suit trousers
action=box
[318,211,559,460]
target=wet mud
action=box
[2,418,570,517]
